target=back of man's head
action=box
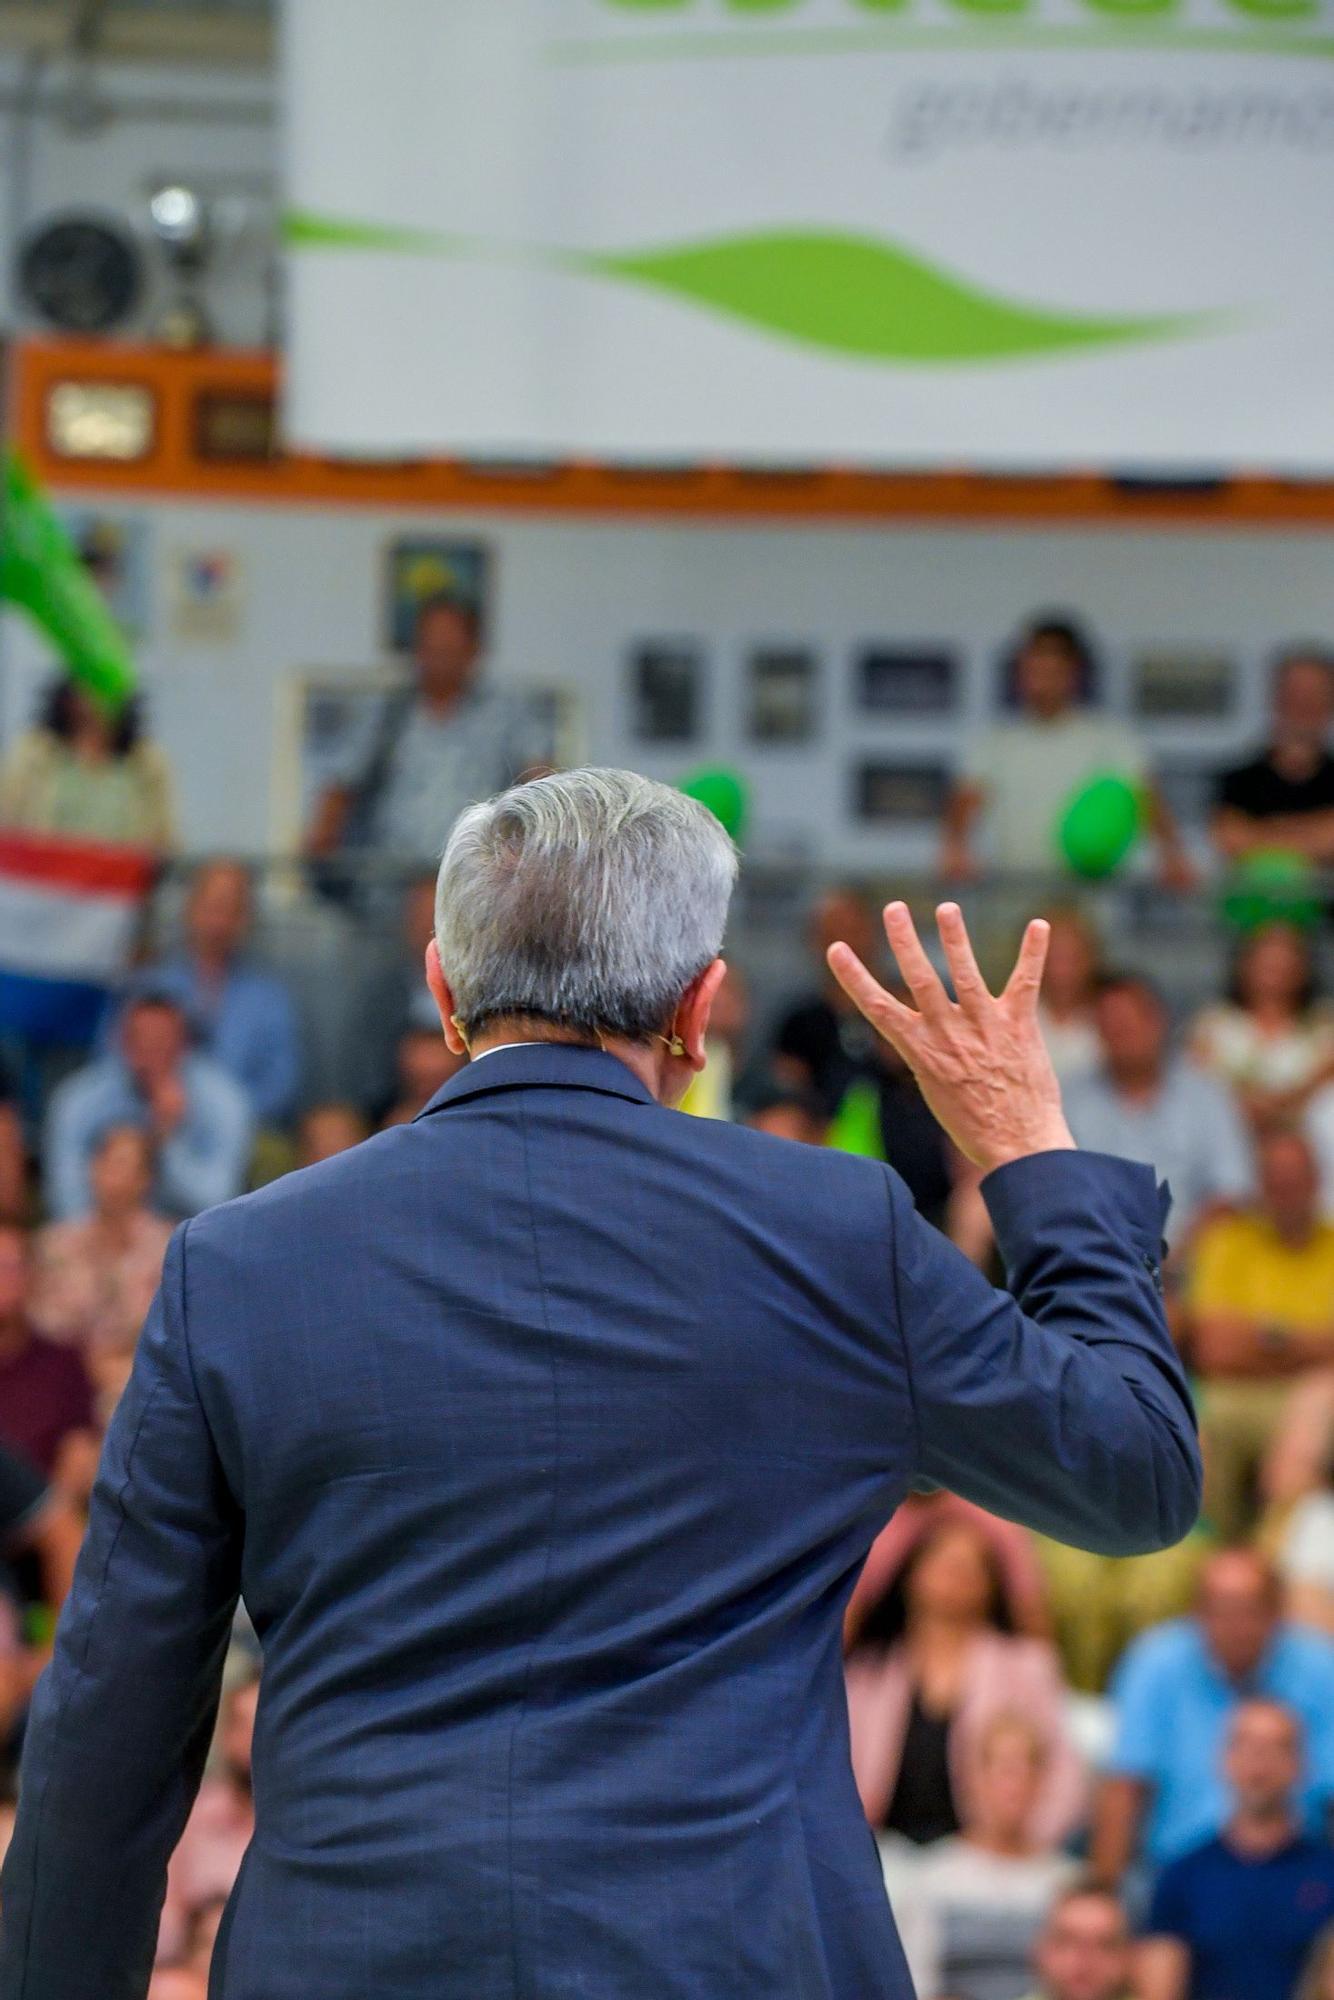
[436,769,738,1046]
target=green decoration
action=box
[1220,850,1322,934]
[680,766,749,842]
[1057,772,1146,879]
[0,449,137,708]
[827,1079,885,1160]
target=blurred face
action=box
[399,1029,464,1106]
[186,863,252,963]
[1042,915,1098,1010]
[1035,1894,1131,2000]
[969,1722,1045,1846]
[1016,637,1080,720]
[1274,658,1334,744]
[1198,1552,1280,1683]
[1259,1132,1320,1240]
[907,1525,997,1628]
[221,1678,258,1792]
[90,1126,153,1216]
[747,1103,828,1147]
[1238,925,1310,1014]
[299,1107,367,1168]
[121,1003,186,1087]
[67,686,113,747]
[813,891,879,974]
[415,604,479,704]
[1225,1702,1302,1819]
[0,1229,30,1321]
[1095,985,1167,1082]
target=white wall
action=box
[3,494,1332,870]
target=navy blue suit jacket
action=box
[0,1045,1200,2000]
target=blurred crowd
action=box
[2,603,1334,1997]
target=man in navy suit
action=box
[0,769,1200,1999]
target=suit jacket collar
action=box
[415,1043,658,1119]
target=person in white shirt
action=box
[941,615,1194,889]
[889,1712,1077,2000]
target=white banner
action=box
[284,0,1334,469]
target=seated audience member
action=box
[0,677,175,853]
[30,1125,170,1360]
[1091,1548,1334,1884]
[1138,1699,1334,2000]
[1063,973,1254,1253]
[297,1103,370,1168]
[1213,649,1334,868]
[1037,908,1104,1089]
[846,1517,1084,1852]
[893,1713,1077,2000]
[130,859,301,1130]
[848,1495,1052,1651]
[743,1085,830,1147]
[158,1671,258,1965]
[774,889,956,1229]
[44,992,253,1221]
[0,1440,81,1747]
[940,613,1193,888]
[1188,1128,1334,1540]
[376,1025,466,1130]
[1189,923,1334,1133]
[0,1224,95,1488]
[1300,1929,1334,2000]
[306,593,552,880]
[1019,1883,1139,2000]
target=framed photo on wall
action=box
[384,538,491,653]
[747,646,819,743]
[1132,652,1235,722]
[629,641,704,744]
[855,647,958,718]
[854,761,951,826]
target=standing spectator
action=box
[131,859,301,1131]
[375,1026,466,1130]
[1064,974,1254,1251]
[1091,1548,1334,1884]
[941,615,1193,887]
[1138,1699,1334,2000]
[892,1713,1077,2000]
[1019,1884,1139,2000]
[1038,908,1105,1089]
[846,1518,1084,1852]
[44,993,253,1221]
[0,1224,95,1486]
[1188,1128,1334,1539]
[306,595,552,877]
[1189,924,1334,1133]
[296,1104,369,1169]
[0,678,175,853]
[1213,650,1334,867]
[157,1672,258,1966]
[29,1125,170,1361]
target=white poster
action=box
[284,0,1334,469]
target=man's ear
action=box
[680,958,729,1072]
[426,941,468,1057]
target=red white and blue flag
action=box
[0,833,156,1046]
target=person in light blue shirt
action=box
[1092,1547,1334,1882]
[45,992,253,1221]
[1063,974,1254,1251]
[115,859,301,1130]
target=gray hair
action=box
[435,768,738,1041]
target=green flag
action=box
[0,450,137,708]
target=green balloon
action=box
[1057,773,1145,879]
[1221,850,1322,934]
[681,766,748,843]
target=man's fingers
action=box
[826,944,918,1051]
[936,903,992,1014]
[883,903,950,1020]
[1002,918,1052,1009]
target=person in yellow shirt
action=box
[1190,1126,1334,1540]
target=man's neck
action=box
[468,1027,671,1105]
[1226,1807,1298,1860]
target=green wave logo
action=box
[285,209,1222,365]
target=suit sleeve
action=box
[888,1150,1201,1557]
[0,1224,243,2000]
